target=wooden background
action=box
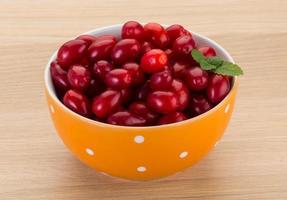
[0,0,287,199]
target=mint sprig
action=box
[191,49,243,76]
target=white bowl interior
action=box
[44,24,236,128]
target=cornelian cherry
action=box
[92,90,121,118]
[105,69,132,89]
[111,39,140,64]
[198,46,216,57]
[57,39,88,70]
[67,65,91,91]
[63,90,91,117]
[147,91,178,114]
[158,112,187,125]
[185,66,208,91]
[107,111,146,126]
[122,21,145,42]
[140,49,167,73]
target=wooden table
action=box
[1,0,287,199]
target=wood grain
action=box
[0,0,287,199]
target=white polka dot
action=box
[134,135,144,144]
[50,105,55,113]
[86,148,94,156]
[179,151,188,159]
[137,166,146,172]
[225,104,230,113]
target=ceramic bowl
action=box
[44,24,238,181]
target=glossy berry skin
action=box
[92,90,121,118]
[166,24,191,43]
[150,70,173,91]
[147,91,178,114]
[93,60,114,81]
[207,74,230,104]
[189,95,212,116]
[198,46,216,57]
[144,23,169,49]
[135,81,150,101]
[57,39,88,70]
[158,112,187,125]
[172,60,191,78]
[88,39,116,62]
[111,39,140,64]
[121,21,145,42]
[63,90,91,117]
[76,35,96,46]
[105,69,132,89]
[129,102,158,124]
[170,79,190,111]
[67,65,91,91]
[107,111,146,126]
[122,62,145,85]
[185,66,209,91]
[50,61,70,92]
[172,35,195,56]
[140,41,154,55]
[140,49,168,73]
[96,35,117,43]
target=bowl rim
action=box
[44,24,238,129]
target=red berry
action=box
[121,21,145,42]
[88,39,116,62]
[107,111,146,126]
[122,62,145,85]
[185,66,208,91]
[63,90,91,117]
[166,24,191,43]
[170,79,190,111]
[140,49,167,73]
[158,112,187,125]
[93,60,114,81]
[135,80,150,101]
[129,102,158,124]
[147,91,178,114]
[92,90,121,118]
[207,74,231,103]
[105,69,132,90]
[144,23,169,49]
[96,35,117,43]
[76,35,96,46]
[57,39,88,70]
[172,35,195,56]
[171,60,191,78]
[67,65,91,91]
[198,46,216,57]
[140,41,154,55]
[189,95,212,116]
[150,70,173,91]
[111,39,140,64]
[50,61,70,92]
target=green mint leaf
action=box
[191,49,244,76]
[191,49,205,63]
[206,57,223,67]
[200,59,217,70]
[213,61,244,76]
[192,49,217,70]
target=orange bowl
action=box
[44,24,239,181]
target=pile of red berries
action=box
[50,21,231,126]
